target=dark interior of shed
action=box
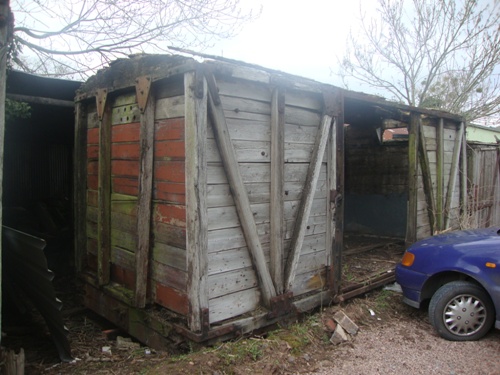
[339,97,408,291]
[1,71,80,362]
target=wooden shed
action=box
[74,54,467,348]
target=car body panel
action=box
[395,227,500,331]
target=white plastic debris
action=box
[369,309,376,316]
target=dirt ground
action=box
[4,281,500,375]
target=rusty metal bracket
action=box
[135,76,152,113]
[95,88,108,120]
[267,291,296,319]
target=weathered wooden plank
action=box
[284,115,332,291]
[217,78,272,102]
[207,73,277,306]
[111,122,141,143]
[208,246,268,275]
[153,221,186,249]
[285,89,323,111]
[270,87,285,294]
[208,267,259,299]
[152,242,186,271]
[112,103,140,125]
[208,288,261,324]
[220,95,272,116]
[406,113,420,245]
[290,268,327,297]
[97,89,112,286]
[151,262,188,292]
[207,224,270,253]
[444,123,463,229]
[185,70,209,331]
[75,102,88,273]
[461,122,468,217]
[155,95,185,119]
[285,106,322,127]
[135,79,156,308]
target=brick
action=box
[333,310,359,335]
[330,324,349,345]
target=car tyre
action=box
[429,280,494,341]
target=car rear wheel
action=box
[429,281,495,341]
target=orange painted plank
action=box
[87,160,99,175]
[155,118,185,141]
[112,122,140,143]
[87,145,99,159]
[112,160,139,178]
[154,161,185,183]
[154,140,185,160]
[87,175,98,190]
[155,283,189,316]
[111,264,135,290]
[154,182,186,204]
[112,143,140,160]
[113,177,139,196]
[88,128,99,145]
[154,203,186,227]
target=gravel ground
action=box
[309,312,500,375]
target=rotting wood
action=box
[418,120,437,234]
[285,114,332,292]
[185,69,209,331]
[270,87,285,294]
[134,77,155,308]
[74,102,88,273]
[406,112,420,245]
[205,71,277,307]
[443,122,464,229]
[97,89,112,285]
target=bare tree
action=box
[12,0,259,78]
[339,0,500,122]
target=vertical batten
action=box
[135,77,155,308]
[406,112,420,245]
[270,87,285,294]
[74,101,88,273]
[185,70,209,331]
[97,89,112,286]
[444,122,464,229]
[436,118,444,231]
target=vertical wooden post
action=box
[332,93,344,295]
[74,102,88,273]
[270,87,285,294]
[185,69,209,331]
[436,118,444,231]
[134,76,154,308]
[460,122,468,221]
[96,89,111,286]
[406,112,420,245]
[444,122,464,229]
[0,0,11,339]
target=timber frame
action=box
[74,54,466,348]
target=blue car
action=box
[395,227,500,341]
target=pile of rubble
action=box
[324,310,359,345]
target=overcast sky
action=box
[206,0,376,87]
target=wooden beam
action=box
[418,121,437,234]
[206,72,277,307]
[460,122,468,221]
[134,78,155,308]
[285,114,332,292]
[270,87,285,294]
[6,93,75,108]
[97,89,112,286]
[436,118,444,231]
[331,92,344,295]
[185,70,209,331]
[444,122,464,229]
[327,117,337,291]
[406,112,420,245]
[74,102,87,273]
